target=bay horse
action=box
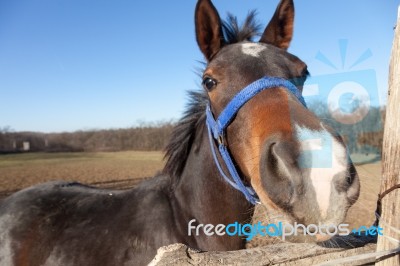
[0,0,360,265]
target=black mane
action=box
[163,12,261,180]
[223,11,261,44]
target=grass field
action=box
[0,151,381,230]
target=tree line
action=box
[0,122,174,153]
[309,104,385,155]
[0,106,385,155]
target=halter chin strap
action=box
[206,76,307,205]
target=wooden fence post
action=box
[376,5,400,266]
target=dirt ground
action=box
[0,151,381,233]
[345,162,382,228]
[0,151,164,198]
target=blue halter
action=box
[206,76,307,205]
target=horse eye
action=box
[202,77,217,91]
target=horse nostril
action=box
[346,166,358,186]
[261,139,298,208]
[346,175,353,185]
[266,142,278,164]
[266,140,297,178]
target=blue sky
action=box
[0,0,398,133]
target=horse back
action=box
[0,177,179,266]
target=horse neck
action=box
[170,124,253,250]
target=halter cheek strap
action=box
[205,76,307,205]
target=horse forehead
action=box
[240,43,267,58]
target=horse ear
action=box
[259,0,294,50]
[195,0,224,61]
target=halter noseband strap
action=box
[206,76,307,205]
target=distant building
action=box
[22,141,30,151]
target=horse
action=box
[0,0,360,265]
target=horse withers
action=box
[0,0,360,265]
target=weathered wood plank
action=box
[150,235,376,266]
[149,243,377,266]
[376,5,400,266]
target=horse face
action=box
[195,0,360,241]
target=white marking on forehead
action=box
[240,43,266,58]
[296,125,347,220]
